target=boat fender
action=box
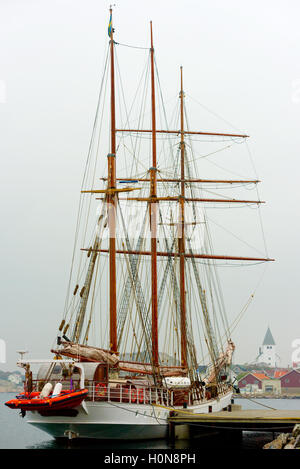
[52,382,62,397]
[95,383,107,397]
[40,383,53,398]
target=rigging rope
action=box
[114,41,149,50]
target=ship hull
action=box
[27,390,232,440]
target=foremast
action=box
[107,7,117,354]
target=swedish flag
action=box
[108,13,112,37]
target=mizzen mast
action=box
[179,66,187,368]
[150,21,159,368]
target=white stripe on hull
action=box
[27,391,232,440]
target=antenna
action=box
[16,350,28,361]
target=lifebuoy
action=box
[95,383,107,397]
[138,388,144,404]
[130,388,137,403]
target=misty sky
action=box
[1,0,300,370]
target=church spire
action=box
[262,327,276,346]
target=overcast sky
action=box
[1,0,300,370]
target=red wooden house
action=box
[279,369,300,394]
[237,372,269,391]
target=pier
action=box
[167,405,300,442]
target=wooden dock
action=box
[168,407,300,440]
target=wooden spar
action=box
[97,196,265,204]
[179,66,187,368]
[81,188,140,194]
[108,7,117,353]
[150,21,159,368]
[81,248,274,262]
[115,129,249,138]
[101,178,260,184]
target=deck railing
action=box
[28,379,172,405]
[26,379,232,407]
[87,381,172,406]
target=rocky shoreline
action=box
[0,378,23,393]
[263,424,300,449]
[0,370,23,393]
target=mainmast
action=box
[150,21,159,368]
[179,67,187,368]
[108,8,117,353]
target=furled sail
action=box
[53,341,119,366]
[52,341,187,377]
[204,339,235,384]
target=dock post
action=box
[168,411,175,443]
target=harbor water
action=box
[1,393,300,450]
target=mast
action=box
[150,21,159,368]
[108,7,117,353]
[179,66,187,368]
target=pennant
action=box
[108,13,112,37]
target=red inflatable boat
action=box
[5,388,88,412]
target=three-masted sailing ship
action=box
[7,10,273,440]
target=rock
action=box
[264,442,275,449]
[284,437,296,449]
[269,440,283,449]
[292,424,300,438]
[279,433,289,446]
[263,442,272,449]
[263,436,283,449]
[294,434,300,448]
[263,433,289,450]
[284,443,295,449]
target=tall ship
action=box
[5,9,273,440]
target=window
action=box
[285,379,289,384]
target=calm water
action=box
[1,393,299,450]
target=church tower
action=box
[256,327,277,367]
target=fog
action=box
[1,0,300,370]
